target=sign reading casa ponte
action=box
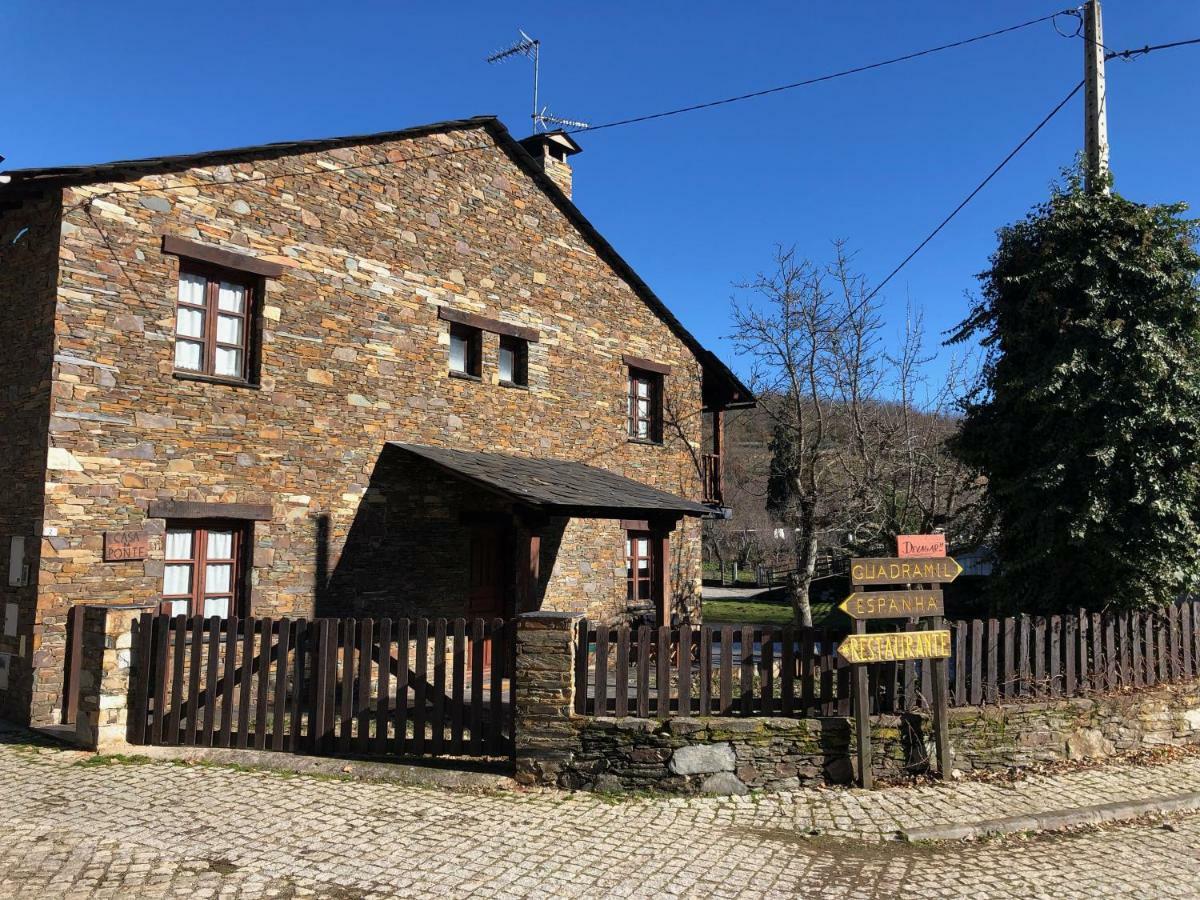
[103,531,149,562]
[849,557,963,585]
[838,589,944,620]
[837,629,952,664]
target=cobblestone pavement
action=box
[2,732,1200,898]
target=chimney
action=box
[518,130,582,199]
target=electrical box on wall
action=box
[3,602,16,638]
[0,653,9,691]
[7,537,28,588]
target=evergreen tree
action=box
[952,172,1200,611]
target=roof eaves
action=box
[1,114,752,407]
[485,122,754,409]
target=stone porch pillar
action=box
[513,610,583,786]
[75,603,156,751]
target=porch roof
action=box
[388,443,711,519]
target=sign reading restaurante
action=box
[837,629,952,664]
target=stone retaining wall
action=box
[533,681,1200,795]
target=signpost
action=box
[837,629,951,664]
[839,590,944,621]
[897,533,947,558]
[849,557,962,584]
[842,536,958,789]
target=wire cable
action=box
[1107,37,1200,60]
[579,10,1076,134]
[842,79,1085,321]
[11,8,1077,208]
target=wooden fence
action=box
[129,615,514,759]
[576,601,1200,718]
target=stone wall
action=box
[0,195,61,724]
[545,683,1200,794]
[3,120,714,723]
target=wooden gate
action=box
[128,615,514,759]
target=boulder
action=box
[699,772,750,796]
[669,742,736,775]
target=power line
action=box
[580,10,1076,134]
[844,79,1086,321]
[36,8,1078,208]
[1106,37,1200,60]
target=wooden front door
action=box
[468,525,507,668]
[468,525,506,618]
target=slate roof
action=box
[0,116,752,410]
[388,443,711,518]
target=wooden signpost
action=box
[841,537,958,789]
[839,590,943,621]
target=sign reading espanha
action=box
[838,589,944,620]
[104,531,149,562]
[896,533,946,558]
[837,629,952,664]
[849,557,962,585]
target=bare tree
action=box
[731,243,980,625]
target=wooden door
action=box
[468,525,506,669]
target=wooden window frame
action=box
[161,520,250,618]
[173,260,260,385]
[449,322,483,379]
[498,334,529,387]
[627,367,664,444]
[626,530,655,605]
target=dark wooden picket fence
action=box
[576,601,1200,718]
[129,615,515,759]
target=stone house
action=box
[0,116,752,726]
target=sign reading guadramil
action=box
[837,629,952,664]
[838,590,944,621]
[849,557,962,585]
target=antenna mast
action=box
[486,30,589,133]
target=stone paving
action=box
[2,729,1200,898]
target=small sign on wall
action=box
[7,537,26,587]
[104,530,150,562]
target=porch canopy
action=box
[388,442,711,520]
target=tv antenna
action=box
[486,30,589,133]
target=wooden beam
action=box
[161,235,286,278]
[653,527,672,628]
[147,500,272,521]
[437,306,539,342]
[621,354,671,376]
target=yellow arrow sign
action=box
[849,557,963,585]
[837,630,952,664]
[839,590,944,621]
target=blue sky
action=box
[5,1,1198,384]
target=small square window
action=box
[498,335,528,387]
[449,323,482,378]
[174,264,257,383]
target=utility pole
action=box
[1083,0,1110,193]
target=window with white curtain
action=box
[162,522,247,618]
[173,264,255,382]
